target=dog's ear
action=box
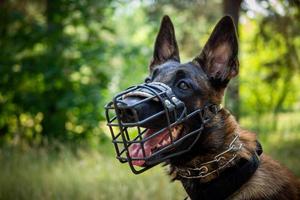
[193,16,239,89]
[149,15,180,71]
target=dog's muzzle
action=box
[105,82,219,174]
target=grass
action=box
[0,146,185,200]
[0,112,300,200]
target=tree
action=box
[223,0,242,119]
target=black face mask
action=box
[105,82,219,174]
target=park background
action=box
[0,0,300,199]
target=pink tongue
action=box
[128,129,168,166]
[128,143,150,166]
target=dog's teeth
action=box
[156,125,184,150]
[162,140,168,146]
[167,137,171,143]
[173,129,179,137]
[172,131,176,138]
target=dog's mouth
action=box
[128,125,184,166]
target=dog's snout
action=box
[121,108,135,118]
[116,96,165,128]
[116,97,141,123]
[117,103,137,123]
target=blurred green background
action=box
[0,0,299,199]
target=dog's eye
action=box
[177,81,190,90]
[144,77,151,83]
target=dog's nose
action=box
[116,96,165,128]
[119,107,136,122]
[117,100,139,123]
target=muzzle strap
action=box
[123,82,185,111]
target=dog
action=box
[108,15,300,200]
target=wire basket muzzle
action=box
[105,82,215,174]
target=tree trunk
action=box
[223,0,242,120]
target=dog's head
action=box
[106,15,239,173]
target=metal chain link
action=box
[176,134,243,179]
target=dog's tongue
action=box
[128,143,150,166]
[128,129,168,166]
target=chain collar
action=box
[175,134,243,179]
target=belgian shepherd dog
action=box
[108,15,300,200]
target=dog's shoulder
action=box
[230,154,300,200]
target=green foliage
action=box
[240,1,300,116]
[0,0,113,145]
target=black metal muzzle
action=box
[105,82,219,174]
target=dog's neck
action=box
[172,133,243,182]
[169,108,259,200]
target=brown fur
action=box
[232,154,300,200]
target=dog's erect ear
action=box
[193,16,239,88]
[149,15,180,71]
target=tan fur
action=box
[230,138,300,200]
[219,120,300,199]
[224,123,300,199]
